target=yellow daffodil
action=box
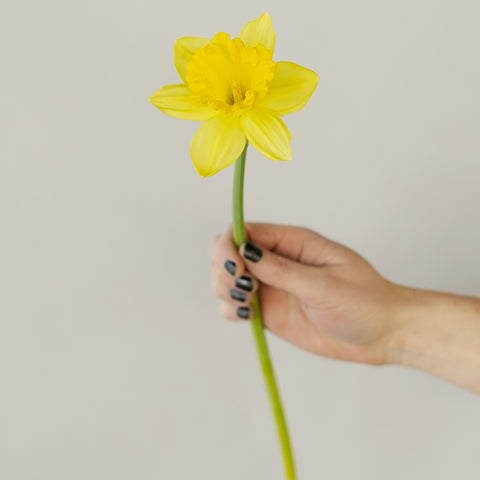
[150,13,319,178]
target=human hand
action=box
[209,223,400,365]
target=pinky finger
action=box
[220,301,253,321]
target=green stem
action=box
[232,143,296,480]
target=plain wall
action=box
[1,1,480,479]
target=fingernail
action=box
[230,289,247,302]
[224,260,236,276]
[236,306,250,319]
[235,275,253,292]
[243,242,262,263]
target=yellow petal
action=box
[239,13,275,54]
[190,116,246,177]
[149,84,214,121]
[174,37,211,82]
[240,109,292,161]
[257,62,319,116]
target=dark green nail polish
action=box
[237,306,250,319]
[243,242,262,262]
[230,289,247,302]
[224,260,236,276]
[235,276,253,292]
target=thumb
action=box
[239,241,317,298]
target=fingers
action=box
[211,268,258,305]
[209,226,245,279]
[210,223,342,322]
[213,274,258,321]
[220,301,254,322]
[210,229,260,321]
[239,241,321,299]
[244,222,352,265]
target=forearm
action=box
[389,286,480,394]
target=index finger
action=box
[244,222,352,265]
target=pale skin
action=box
[209,223,480,394]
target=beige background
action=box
[2,0,480,479]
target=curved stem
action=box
[232,143,296,480]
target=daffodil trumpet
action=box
[150,13,318,480]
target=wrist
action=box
[384,284,480,393]
[383,285,434,366]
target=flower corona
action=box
[186,32,276,116]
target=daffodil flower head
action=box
[187,32,276,117]
[150,13,319,178]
